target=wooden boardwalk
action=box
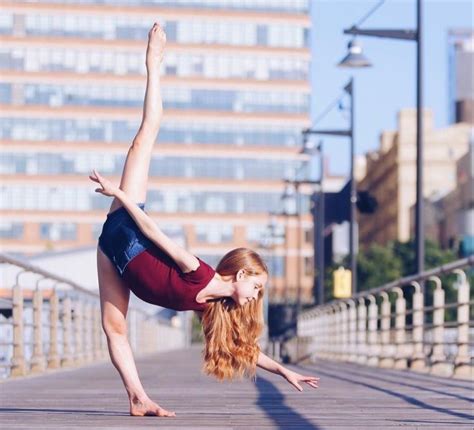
[0,345,472,429]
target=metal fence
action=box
[0,253,187,379]
[297,257,473,379]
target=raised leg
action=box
[97,246,176,417]
[108,23,166,214]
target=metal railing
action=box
[297,257,474,379]
[0,253,187,379]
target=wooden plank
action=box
[0,345,472,429]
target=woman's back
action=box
[123,246,215,312]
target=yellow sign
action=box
[333,267,352,298]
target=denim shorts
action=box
[98,203,154,276]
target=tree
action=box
[324,239,468,321]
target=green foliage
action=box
[357,244,402,290]
[323,239,472,322]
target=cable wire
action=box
[311,92,345,128]
[355,0,386,27]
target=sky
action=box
[309,0,473,176]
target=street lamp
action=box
[338,0,424,281]
[282,175,321,317]
[338,39,372,68]
[280,182,299,307]
[300,138,324,306]
[302,77,357,296]
[266,211,286,304]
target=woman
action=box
[90,22,319,418]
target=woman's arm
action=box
[256,350,286,376]
[257,350,320,392]
[89,169,199,273]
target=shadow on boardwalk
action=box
[255,376,320,429]
[0,345,472,429]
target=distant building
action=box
[448,29,473,124]
[0,1,320,303]
[357,108,471,248]
[412,132,474,255]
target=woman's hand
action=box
[89,169,119,198]
[280,368,319,392]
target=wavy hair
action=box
[201,247,268,382]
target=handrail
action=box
[316,256,474,308]
[295,258,473,379]
[0,252,189,378]
[0,253,98,298]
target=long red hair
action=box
[201,247,268,382]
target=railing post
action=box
[410,281,426,372]
[310,310,320,360]
[392,287,407,369]
[324,307,331,359]
[378,292,394,368]
[340,303,349,361]
[47,289,60,369]
[61,295,74,367]
[335,303,344,360]
[99,308,108,358]
[332,305,341,360]
[357,298,368,364]
[367,295,379,366]
[93,306,102,360]
[452,269,472,379]
[84,302,94,363]
[428,276,452,376]
[330,307,337,359]
[347,300,357,362]
[11,283,26,377]
[30,287,46,374]
[74,300,84,366]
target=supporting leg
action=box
[97,246,176,417]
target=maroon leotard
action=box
[122,245,215,312]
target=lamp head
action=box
[338,39,372,68]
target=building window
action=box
[304,256,313,277]
[195,224,233,244]
[40,222,77,241]
[0,221,23,239]
[304,227,313,244]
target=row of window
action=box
[0,220,288,246]
[10,0,309,13]
[201,252,286,277]
[1,83,309,114]
[0,187,311,214]
[0,118,302,147]
[0,48,309,80]
[0,152,302,180]
[4,13,309,49]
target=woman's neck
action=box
[197,273,234,303]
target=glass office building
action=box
[0,0,314,302]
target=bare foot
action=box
[146,22,166,71]
[130,396,176,417]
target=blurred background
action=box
[0,0,472,345]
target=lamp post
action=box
[283,177,321,317]
[300,138,325,305]
[266,212,286,303]
[302,77,356,296]
[281,182,299,307]
[338,0,424,282]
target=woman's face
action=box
[231,269,268,307]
